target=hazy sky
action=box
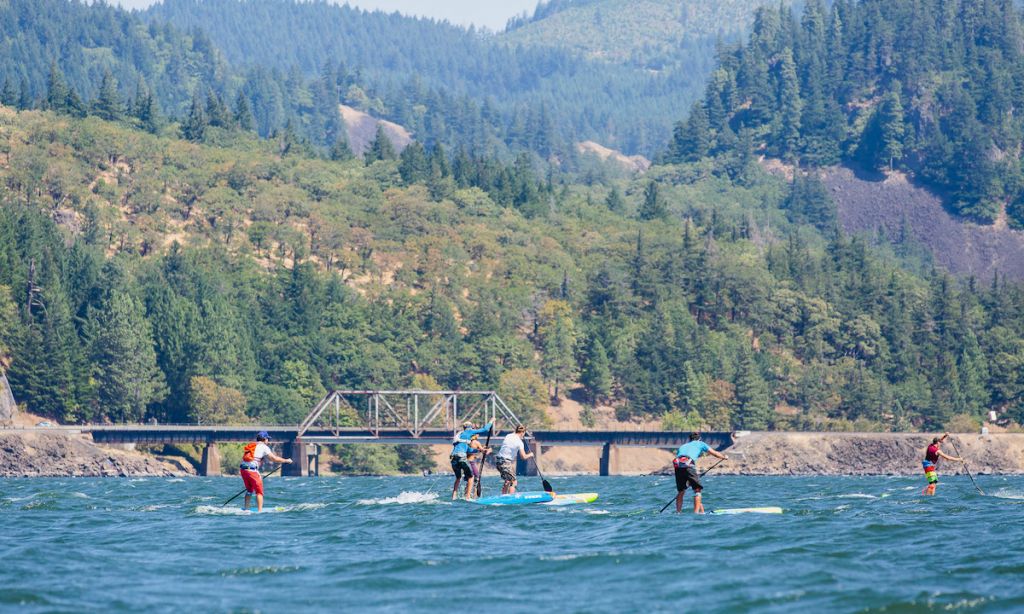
[114,0,540,31]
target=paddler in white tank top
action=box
[496,425,533,494]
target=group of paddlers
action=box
[233,429,973,512]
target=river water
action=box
[2,475,1023,612]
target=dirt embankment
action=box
[721,432,1024,476]
[0,430,194,478]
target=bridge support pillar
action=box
[599,443,620,476]
[517,442,542,476]
[281,440,308,476]
[200,443,222,476]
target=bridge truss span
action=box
[298,390,522,438]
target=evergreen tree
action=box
[669,102,711,163]
[87,291,167,423]
[45,62,70,114]
[330,131,354,161]
[776,48,802,161]
[0,79,17,107]
[181,91,208,141]
[638,181,667,221]
[581,336,613,403]
[879,82,906,171]
[538,300,578,401]
[234,92,255,132]
[605,185,625,213]
[364,125,397,164]
[398,141,430,184]
[734,349,772,429]
[92,69,122,121]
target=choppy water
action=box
[3,475,1024,612]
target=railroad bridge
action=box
[48,390,734,476]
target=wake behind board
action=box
[472,492,554,506]
[543,493,599,506]
[709,506,783,515]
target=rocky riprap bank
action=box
[722,432,1024,475]
[0,430,192,478]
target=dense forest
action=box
[668,0,1024,227]
[144,0,753,156]
[1,0,1024,442]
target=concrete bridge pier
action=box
[599,442,620,476]
[517,441,543,476]
[281,439,309,476]
[200,442,221,476]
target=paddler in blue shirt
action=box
[450,421,492,500]
[673,432,728,514]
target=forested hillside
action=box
[2,104,1023,434]
[668,0,1024,227]
[505,0,774,69]
[143,0,740,155]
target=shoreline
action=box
[3,428,1024,478]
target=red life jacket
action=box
[242,442,258,463]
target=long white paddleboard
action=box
[709,506,783,515]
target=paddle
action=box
[475,425,493,498]
[948,437,985,496]
[524,439,554,493]
[222,465,281,507]
[658,457,727,513]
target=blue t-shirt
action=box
[451,423,492,457]
[675,441,711,462]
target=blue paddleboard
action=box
[472,492,555,505]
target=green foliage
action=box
[0,105,1022,435]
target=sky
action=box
[114,0,541,31]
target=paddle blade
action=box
[542,478,553,492]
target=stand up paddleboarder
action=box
[450,421,491,500]
[922,433,962,496]
[240,431,292,512]
[673,432,728,514]
[496,425,534,495]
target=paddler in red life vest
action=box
[673,432,728,514]
[240,431,293,512]
[922,433,961,496]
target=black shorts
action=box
[675,465,702,492]
[451,456,473,480]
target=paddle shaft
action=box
[222,465,281,507]
[524,438,554,492]
[658,458,727,513]
[947,438,985,496]
[475,427,493,498]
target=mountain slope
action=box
[504,0,776,69]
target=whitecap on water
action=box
[836,494,877,499]
[990,489,1024,500]
[357,491,441,505]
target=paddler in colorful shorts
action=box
[673,432,728,514]
[922,432,961,496]
[450,421,492,500]
[240,431,293,512]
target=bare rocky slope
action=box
[822,166,1024,280]
[0,430,193,478]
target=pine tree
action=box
[45,62,70,113]
[330,131,354,161]
[776,48,803,161]
[234,92,255,132]
[88,291,167,423]
[638,181,667,221]
[605,185,625,213]
[398,141,430,184]
[205,90,232,128]
[0,79,17,107]
[670,103,711,163]
[181,92,207,141]
[879,82,906,171]
[92,69,122,121]
[734,349,772,429]
[538,300,578,402]
[364,124,397,164]
[581,336,613,403]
